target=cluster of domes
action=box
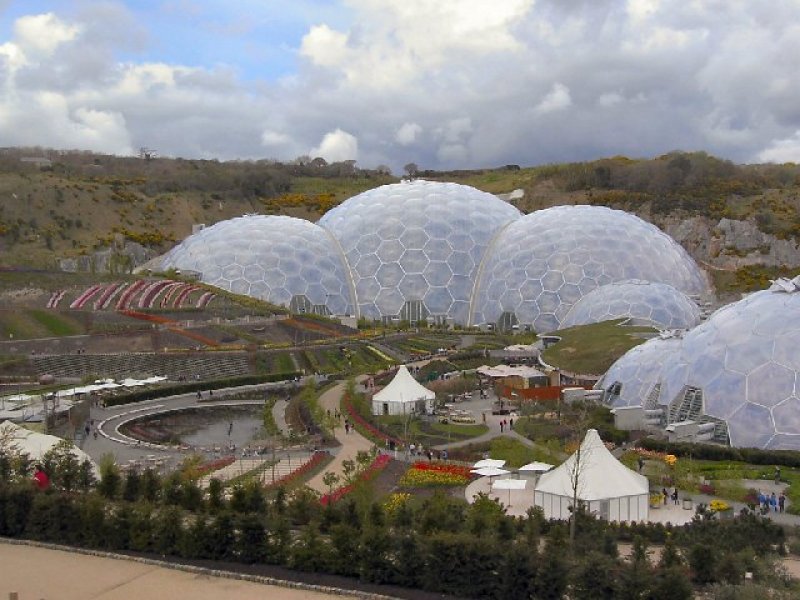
[471,205,707,332]
[598,277,800,450]
[160,181,706,331]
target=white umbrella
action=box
[471,466,511,478]
[518,461,554,473]
[492,478,527,507]
[472,458,506,469]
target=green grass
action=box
[375,415,488,447]
[273,352,296,373]
[541,319,656,374]
[488,436,563,469]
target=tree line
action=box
[0,437,796,599]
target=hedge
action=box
[104,372,302,407]
[638,437,800,468]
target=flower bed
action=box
[342,392,403,446]
[399,460,473,487]
[699,483,716,495]
[265,450,329,490]
[320,453,392,505]
[195,456,236,478]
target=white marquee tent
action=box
[533,429,649,523]
[0,421,99,475]
[371,365,436,416]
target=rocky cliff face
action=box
[663,216,800,270]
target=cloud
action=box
[261,130,291,146]
[311,128,358,162]
[396,122,421,146]
[535,83,572,114]
[2,2,800,172]
[758,131,800,164]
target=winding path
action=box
[305,379,375,494]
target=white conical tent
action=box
[533,429,649,523]
[371,365,436,416]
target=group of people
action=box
[758,490,786,513]
[498,418,513,433]
[662,487,680,505]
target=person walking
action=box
[779,492,786,513]
[770,492,778,512]
[672,488,679,505]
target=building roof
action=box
[477,364,547,379]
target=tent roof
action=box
[0,421,98,473]
[535,429,648,501]
[373,365,435,404]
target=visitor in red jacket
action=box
[33,464,50,490]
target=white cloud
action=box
[311,128,358,162]
[758,131,800,164]
[14,12,81,59]
[535,83,572,114]
[261,130,291,146]
[3,2,800,171]
[299,24,349,68]
[396,122,422,146]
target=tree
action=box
[322,471,339,501]
[97,455,121,499]
[403,162,418,178]
[572,551,619,600]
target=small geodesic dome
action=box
[595,334,683,409]
[471,205,707,333]
[159,215,355,315]
[561,280,701,330]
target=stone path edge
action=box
[0,537,400,600]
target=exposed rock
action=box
[664,216,800,270]
[59,241,157,274]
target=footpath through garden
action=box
[305,377,375,495]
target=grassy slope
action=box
[542,319,656,375]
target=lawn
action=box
[542,319,656,374]
[376,415,488,447]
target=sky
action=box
[1,0,800,171]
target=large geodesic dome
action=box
[471,206,708,333]
[159,215,355,315]
[318,181,521,323]
[561,280,701,330]
[598,277,800,450]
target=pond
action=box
[121,405,265,448]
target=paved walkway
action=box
[305,379,375,495]
[272,397,290,435]
[0,543,362,600]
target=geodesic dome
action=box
[159,215,354,315]
[664,279,800,450]
[561,280,701,330]
[596,334,683,409]
[598,277,800,450]
[471,205,708,333]
[319,180,521,323]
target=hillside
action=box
[1,148,799,293]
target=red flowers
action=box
[342,392,403,446]
[266,450,329,490]
[320,453,392,505]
